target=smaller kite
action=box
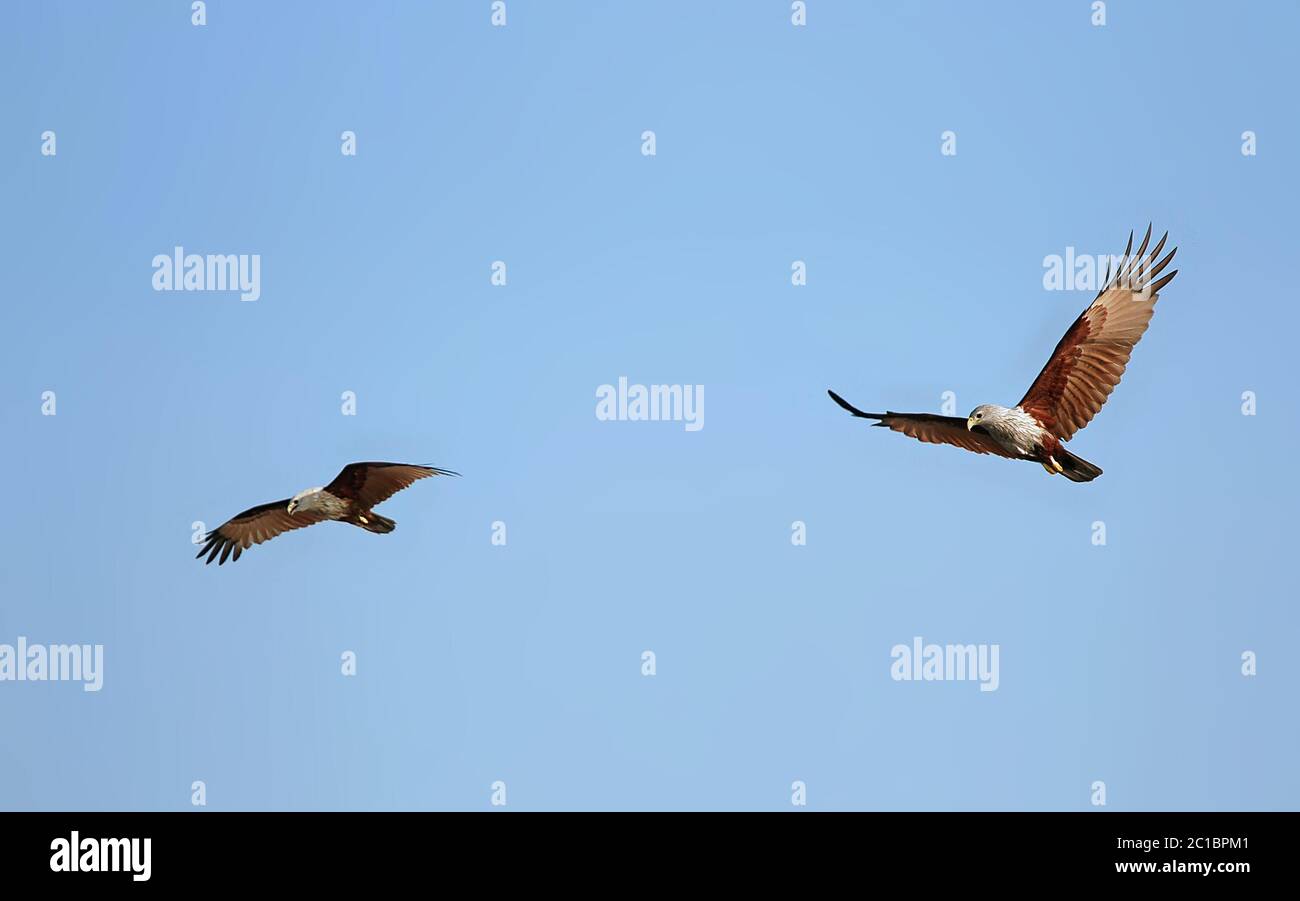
[196,462,457,565]
[828,226,1177,482]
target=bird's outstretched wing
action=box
[324,462,458,509]
[1018,225,1178,441]
[196,500,332,565]
[826,390,1025,459]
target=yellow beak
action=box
[966,417,975,431]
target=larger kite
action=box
[828,226,1177,482]
[196,462,458,564]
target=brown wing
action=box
[323,462,458,509]
[196,500,332,566]
[827,390,1024,459]
[1018,226,1178,441]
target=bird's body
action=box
[288,485,392,532]
[197,462,457,565]
[828,226,1178,483]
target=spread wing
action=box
[196,500,332,565]
[323,462,458,509]
[827,390,1025,459]
[1018,226,1178,441]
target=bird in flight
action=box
[828,226,1177,482]
[196,462,458,564]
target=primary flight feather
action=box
[828,226,1178,482]
[196,462,457,565]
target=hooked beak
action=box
[966,416,976,431]
[287,501,297,515]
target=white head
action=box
[287,487,324,515]
[967,404,1011,432]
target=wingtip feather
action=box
[827,389,884,420]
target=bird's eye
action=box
[976,413,982,419]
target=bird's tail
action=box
[360,513,396,533]
[1055,448,1103,483]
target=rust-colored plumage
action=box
[828,226,1178,482]
[196,462,457,565]
[825,399,1025,459]
[1018,226,1177,440]
[197,500,331,565]
[323,462,445,509]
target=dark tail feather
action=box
[1056,448,1102,483]
[360,513,396,534]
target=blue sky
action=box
[0,1,1296,810]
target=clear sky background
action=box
[1,1,1296,811]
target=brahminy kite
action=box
[828,226,1177,482]
[196,462,457,564]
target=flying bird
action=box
[828,226,1177,482]
[196,462,457,565]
